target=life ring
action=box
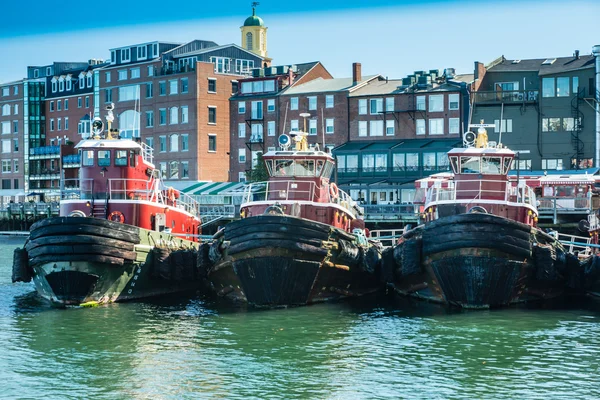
[329,183,339,200]
[108,211,125,223]
[264,205,285,215]
[468,206,487,214]
[167,187,176,203]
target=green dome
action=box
[244,15,264,27]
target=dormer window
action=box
[51,80,57,93]
[79,75,85,89]
[111,50,116,64]
[137,45,147,60]
[152,43,159,58]
[542,58,556,65]
[121,48,131,63]
[87,74,93,88]
[66,79,72,91]
[46,67,52,76]
[33,69,39,78]
[59,80,64,92]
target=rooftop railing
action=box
[474,90,539,104]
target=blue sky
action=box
[1,0,599,83]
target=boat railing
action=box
[537,197,591,213]
[140,142,154,165]
[369,228,407,248]
[243,180,362,218]
[557,232,593,257]
[425,180,537,210]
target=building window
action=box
[573,77,579,94]
[159,81,166,96]
[85,96,89,108]
[358,99,367,115]
[118,70,127,80]
[290,97,299,110]
[13,139,18,152]
[1,122,10,134]
[121,48,131,62]
[146,111,154,127]
[308,96,317,110]
[57,100,62,111]
[51,81,57,92]
[49,101,54,112]
[239,172,246,182]
[416,119,425,135]
[238,102,246,114]
[238,148,246,163]
[370,98,383,115]
[556,77,570,97]
[542,78,555,97]
[494,119,513,133]
[159,108,166,125]
[145,137,154,149]
[429,118,444,135]
[137,45,147,60]
[145,82,153,98]
[130,67,140,79]
[13,86,18,95]
[208,107,216,124]
[429,95,444,112]
[208,135,217,152]
[542,159,563,170]
[267,121,276,136]
[238,123,246,138]
[369,120,383,136]
[358,121,367,137]
[449,118,460,134]
[325,95,334,109]
[309,119,317,135]
[159,162,167,178]
[13,160,18,173]
[148,66,154,77]
[251,124,263,142]
[59,80,64,91]
[449,94,460,110]
[385,120,394,136]
[2,160,11,172]
[105,89,112,103]
[13,121,18,134]
[181,161,189,178]
[50,119,55,131]
[118,85,139,102]
[2,104,10,116]
[181,134,188,151]
[64,117,69,130]
[267,99,275,112]
[66,80,72,91]
[105,71,111,83]
[326,118,334,134]
[13,104,19,115]
[169,107,179,124]
[251,101,263,119]
[118,110,140,138]
[87,74,92,88]
[169,79,178,95]
[246,32,253,50]
[170,134,179,152]
[291,120,299,132]
[208,79,217,93]
[384,97,394,112]
[181,106,188,124]
[181,78,188,93]
[78,97,82,108]
[159,136,167,152]
[57,118,62,131]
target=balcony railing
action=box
[362,204,418,222]
[474,90,539,104]
[538,197,591,214]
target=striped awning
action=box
[181,181,247,196]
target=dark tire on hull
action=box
[228,231,326,247]
[29,224,140,243]
[25,235,135,252]
[227,239,329,258]
[225,215,331,240]
[27,244,137,262]
[424,239,531,259]
[31,216,139,235]
[425,213,533,232]
[30,253,126,267]
[12,248,32,283]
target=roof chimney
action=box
[352,62,362,85]
[574,50,580,59]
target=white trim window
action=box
[1,104,9,116]
[130,67,140,79]
[358,99,367,115]
[429,118,444,135]
[238,148,246,163]
[291,120,299,132]
[290,97,299,110]
[169,107,179,124]
[416,96,426,111]
[49,101,54,112]
[358,121,367,137]
[386,97,394,112]
[86,73,92,88]
[386,120,394,136]
[429,95,444,112]
[238,123,246,138]
[416,119,425,135]
[370,98,383,115]
[121,48,131,63]
[51,80,57,93]
[369,120,383,136]
[238,102,246,114]
[170,134,179,152]
[13,104,18,115]
[494,119,513,133]
[326,95,334,108]
[66,79,72,91]
[105,71,111,83]
[448,94,460,110]
[267,121,276,136]
[449,118,460,134]
[267,99,275,112]
[181,106,188,124]
[326,118,334,134]
[308,96,317,110]
[309,119,317,135]
[238,172,246,182]
[137,45,147,60]
[182,134,188,151]
[542,159,563,170]
[169,79,178,95]
[118,70,127,80]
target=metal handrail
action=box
[557,232,593,257]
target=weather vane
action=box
[252,1,260,10]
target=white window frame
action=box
[358,99,367,115]
[290,97,299,110]
[386,120,394,136]
[238,148,246,163]
[326,95,334,108]
[308,96,317,110]
[448,94,460,110]
[358,121,367,137]
[429,118,444,135]
[429,95,444,112]
[416,119,425,135]
[449,118,460,134]
[326,118,334,134]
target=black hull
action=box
[14,217,201,306]
[207,215,380,307]
[383,213,569,309]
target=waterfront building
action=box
[0,79,25,201]
[471,47,600,171]
[229,61,336,182]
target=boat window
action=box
[98,150,111,167]
[115,150,128,166]
[460,156,480,173]
[502,157,513,174]
[274,159,294,176]
[82,150,94,166]
[265,159,273,176]
[481,157,502,174]
[450,156,459,174]
[316,160,325,176]
[554,185,575,197]
[129,150,136,167]
[295,160,315,176]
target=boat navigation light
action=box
[92,117,104,138]
[278,134,291,150]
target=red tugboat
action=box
[204,132,381,306]
[382,123,575,308]
[12,105,202,306]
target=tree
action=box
[246,152,269,182]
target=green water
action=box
[1,238,600,399]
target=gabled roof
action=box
[283,75,380,95]
[487,55,595,75]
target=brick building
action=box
[0,80,24,198]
